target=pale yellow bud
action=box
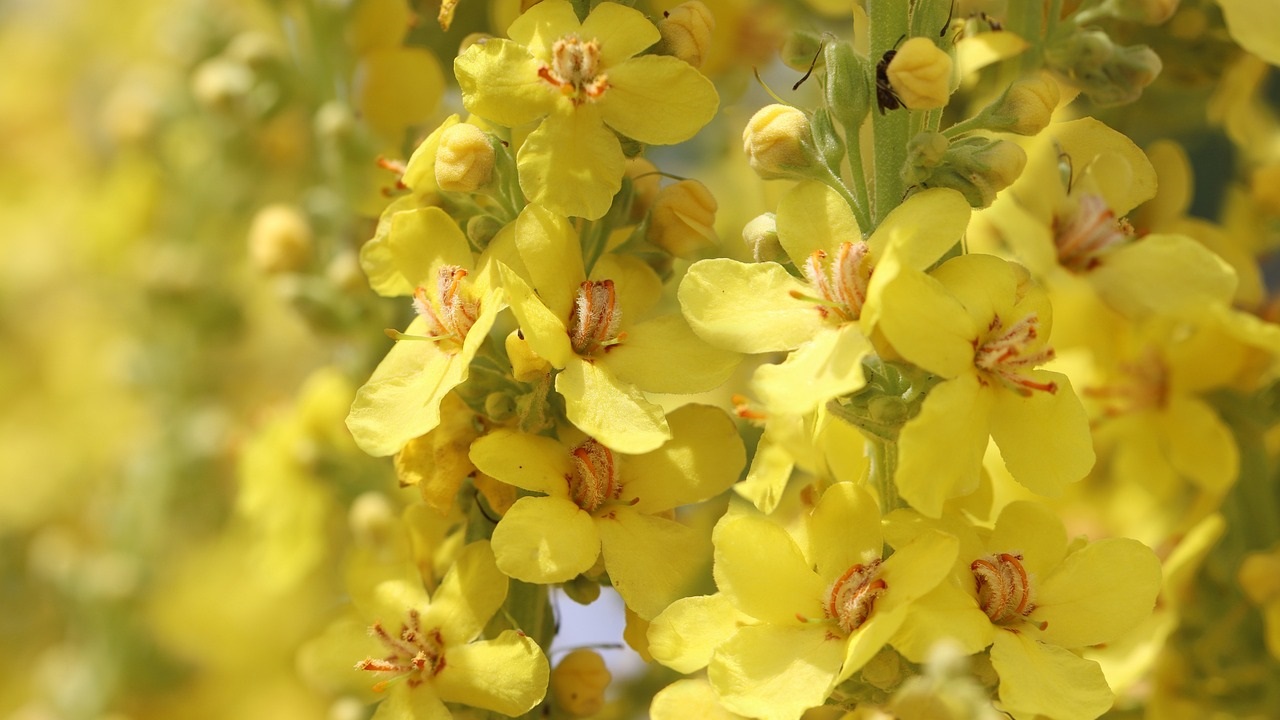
[506,330,551,382]
[886,37,954,110]
[248,204,313,274]
[625,157,662,224]
[435,123,494,193]
[647,180,718,258]
[742,104,815,178]
[742,212,783,262]
[988,76,1060,135]
[657,1,715,69]
[550,649,611,717]
[191,56,253,109]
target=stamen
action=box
[973,313,1058,396]
[1083,348,1169,416]
[407,265,480,352]
[971,553,1036,625]
[566,439,622,514]
[798,241,873,322]
[824,560,887,636]
[569,280,623,356]
[356,610,447,690]
[538,35,610,105]
[1054,193,1133,272]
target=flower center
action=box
[411,265,480,351]
[538,35,609,105]
[356,609,447,690]
[973,313,1058,396]
[824,560,887,635]
[567,438,621,513]
[1083,348,1169,415]
[801,241,873,322]
[569,279,623,356]
[1053,193,1134,272]
[971,553,1036,625]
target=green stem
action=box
[868,0,911,228]
[843,132,874,232]
[868,436,902,513]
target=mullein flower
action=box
[469,403,745,619]
[454,0,719,219]
[648,484,957,719]
[887,502,1162,720]
[681,180,969,416]
[867,252,1094,515]
[500,204,739,453]
[306,541,549,719]
[346,207,509,456]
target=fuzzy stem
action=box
[868,0,911,228]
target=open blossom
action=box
[648,484,957,720]
[454,0,718,219]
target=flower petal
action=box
[988,501,1068,582]
[776,181,860,266]
[891,583,995,663]
[600,313,741,393]
[622,404,745,514]
[599,55,718,145]
[873,187,970,271]
[506,0,580,60]
[592,253,662,319]
[648,594,751,673]
[989,372,1095,496]
[751,324,870,416]
[1090,234,1237,318]
[435,630,550,716]
[1035,538,1161,649]
[499,262,574,368]
[371,683,451,720]
[712,513,825,624]
[556,359,671,454]
[990,631,1114,720]
[1158,395,1239,492]
[518,107,625,220]
[425,541,508,645]
[360,206,476,297]
[863,255,975,378]
[807,483,882,580]
[708,624,843,720]
[580,1,661,66]
[468,429,572,496]
[651,679,744,720]
[896,374,991,517]
[490,495,600,583]
[600,508,706,620]
[678,258,827,353]
[514,204,585,317]
[454,39,550,127]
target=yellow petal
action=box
[896,375,991,517]
[507,0,581,60]
[371,682,451,720]
[556,359,670,454]
[359,206,474,297]
[891,583,995,663]
[989,372,1095,496]
[425,541,508,644]
[1218,0,1280,67]
[454,39,550,127]
[600,508,704,620]
[580,1,661,66]
[468,429,573,496]
[599,55,719,145]
[776,181,860,266]
[990,631,1114,720]
[491,495,599,583]
[518,108,625,220]
[600,313,741,394]
[649,594,752,674]
[434,630,550,715]
[498,262,574,368]
[592,253,662,319]
[708,624,843,720]
[622,404,745,514]
[872,187,970,272]
[651,678,745,720]
[1090,234,1237,318]
[863,255,975,378]
[514,204,585,320]
[751,324,870,416]
[1158,395,1239,492]
[1035,538,1161,649]
[988,501,1068,582]
[807,483,882,580]
[712,513,825,624]
[355,47,444,140]
[678,258,827,353]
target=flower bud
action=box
[647,180,718,258]
[657,1,715,69]
[191,56,253,110]
[1101,0,1179,25]
[248,204,313,274]
[506,330,551,382]
[742,212,783,262]
[781,30,825,71]
[908,135,1026,208]
[550,649,611,717]
[624,157,662,224]
[886,37,953,111]
[980,75,1060,135]
[742,104,818,179]
[435,123,495,193]
[1046,29,1161,106]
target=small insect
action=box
[874,36,906,115]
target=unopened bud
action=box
[625,157,662,224]
[981,75,1060,135]
[506,330,551,382]
[781,30,825,71]
[1101,0,1179,25]
[435,123,495,193]
[657,1,715,69]
[647,180,718,258]
[742,212,783,262]
[1045,29,1161,106]
[743,104,817,179]
[886,37,954,111]
[550,649,611,717]
[191,56,253,109]
[248,204,313,274]
[908,134,1026,208]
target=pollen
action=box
[355,609,447,689]
[569,279,623,356]
[973,313,1058,396]
[411,265,480,350]
[566,438,622,514]
[1053,193,1134,272]
[971,553,1036,625]
[538,35,609,105]
[824,560,887,636]
[801,241,874,322]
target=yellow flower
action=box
[469,403,744,619]
[500,204,740,452]
[648,484,956,720]
[454,0,719,219]
[868,253,1095,515]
